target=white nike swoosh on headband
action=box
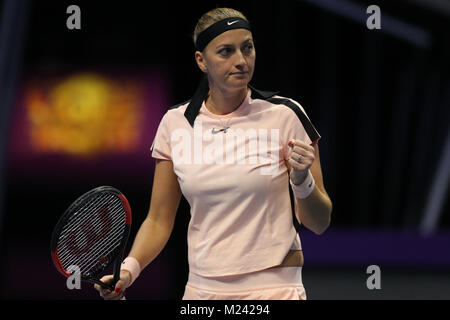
[227,20,239,25]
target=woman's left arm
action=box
[287,140,333,235]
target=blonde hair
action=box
[192,8,249,45]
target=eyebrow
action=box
[215,38,254,49]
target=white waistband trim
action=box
[187,267,303,292]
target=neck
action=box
[206,83,248,115]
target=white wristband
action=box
[120,256,141,286]
[290,170,315,199]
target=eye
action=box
[242,43,254,54]
[218,47,233,56]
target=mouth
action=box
[230,71,248,76]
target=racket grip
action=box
[102,282,116,291]
[94,278,115,291]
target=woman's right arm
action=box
[94,158,182,299]
[128,158,182,270]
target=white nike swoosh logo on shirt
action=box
[227,20,239,25]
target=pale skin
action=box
[287,140,332,235]
[94,27,332,300]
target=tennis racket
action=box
[50,186,132,294]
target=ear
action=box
[195,51,208,73]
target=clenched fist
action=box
[288,139,315,185]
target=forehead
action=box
[208,29,254,48]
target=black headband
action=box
[195,17,252,51]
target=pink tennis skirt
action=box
[182,266,306,300]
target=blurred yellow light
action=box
[26,73,144,156]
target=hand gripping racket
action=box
[50,186,131,295]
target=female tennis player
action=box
[94,7,332,300]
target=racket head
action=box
[50,186,131,290]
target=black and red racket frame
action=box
[50,186,132,291]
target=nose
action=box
[234,49,247,70]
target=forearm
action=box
[127,216,173,271]
[294,185,332,235]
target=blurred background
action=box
[0,0,448,300]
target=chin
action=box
[227,78,251,90]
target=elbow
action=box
[314,201,332,235]
[314,219,330,235]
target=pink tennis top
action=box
[151,83,320,277]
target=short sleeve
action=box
[150,112,172,160]
[281,98,321,161]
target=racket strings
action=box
[60,224,124,274]
[59,211,124,273]
[58,199,122,255]
[57,193,127,276]
[58,194,120,257]
[59,202,123,262]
